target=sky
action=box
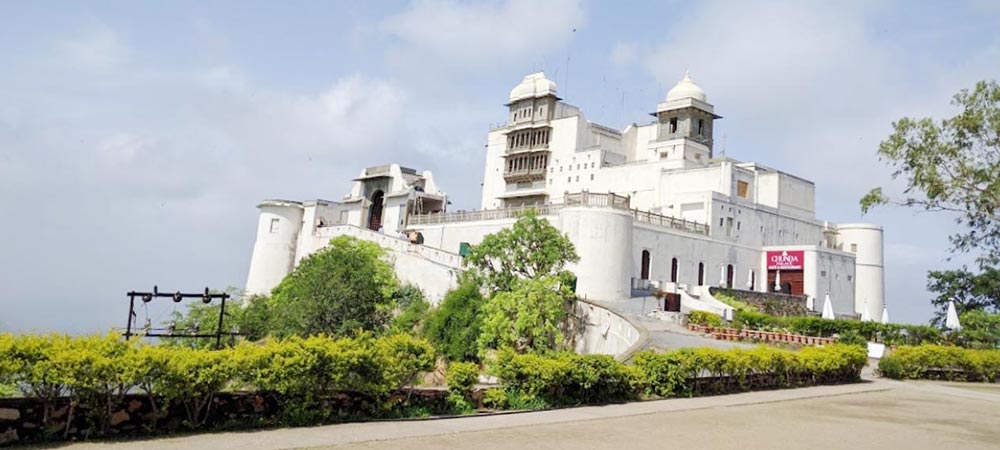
[1,0,998,333]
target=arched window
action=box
[726,264,735,288]
[367,190,385,231]
[671,258,679,283]
[640,250,651,280]
[698,263,705,286]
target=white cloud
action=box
[57,27,130,72]
[0,28,416,332]
[380,0,585,73]
[609,42,639,66]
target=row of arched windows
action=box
[507,128,550,150]
[640,251,755,290]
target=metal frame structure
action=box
[124,286,236,348]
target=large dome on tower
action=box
[508,72,558,103]
[665,72,707,102]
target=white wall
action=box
[837,223,885,318]
[572,300,643,358]
[245,202,304,296]
[560,207,633,301]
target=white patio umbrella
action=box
[774,270,781,292]
[880,304,890,324]
[821,293,835,320]
[945,300,962,330]
[860,300,872,322]
[720,264,727,288]
[746,268,754,290]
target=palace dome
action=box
[665,72,707,102]
[509,72,558,103]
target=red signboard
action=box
[767,250,804,270]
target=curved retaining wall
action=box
[572,299,648,361]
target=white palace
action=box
[245,72,885,320]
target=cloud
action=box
[0,29,414,333]
[57,27,130,72]
[609,42,639,66]
[380,0,585,74]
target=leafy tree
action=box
[466,210,579,294]
[269,236,398,337]
[957,310,1000,348]
[927,267,1000,325]
[477,277,571,355]
[424,275,486,362]
[162,289,272,348]
[389,285,431,335]
[861,80,1000,266]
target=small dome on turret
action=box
[509,72,558,103]
[665,71,707,102]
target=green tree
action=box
[861,80,1000,266]
[424,275,486,362]
[927,267,1000,325]
[269,236,398,337]
[478,277,571,355]
[389,284,431,335]
[466,210,579,294]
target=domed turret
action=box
[508,72,558,104]
[665,71,707,102]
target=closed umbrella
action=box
[821,293,835,320]
[720,264,727,288]
[945,300,962,330]
[746,268,754,290]
[806,295,815,311]
[860,300,872,322]
[880,305,890,324]
[774,270,781,292]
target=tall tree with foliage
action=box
[862,80,1000,323]
[424,275,486,362]
[927,267,1000,325]
[466,210,579,294]
[269,236,398,337]
[477,277,571,355]
[861,80,1000,266]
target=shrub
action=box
[492,350,641,406]
[688,310,724,327]
[714,291,759,312]
[424,276,486,362]
[445,361,480,413]
[878,345,1000,382]
[478,277,570,356]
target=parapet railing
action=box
[632,209,710,235]
[564,191,630,210]
[408,191,709,236]
[408,203,562,225]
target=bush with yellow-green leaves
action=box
[878,345,1000,382]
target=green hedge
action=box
[494,344,866,406]
[0,332,436,428]
[688,310,724,327]
[733,310,942,345]
[878,345,1000,382]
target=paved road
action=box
[593,297,753,352]
[57,380,1000,450]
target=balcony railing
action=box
[408,191,709,236]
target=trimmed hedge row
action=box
[0,333,436,430]
[494,344,867,406]
[878,345,1000,382]
[733,310,942,345]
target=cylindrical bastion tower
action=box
[245,200,304,296]
[559,206,633,301]
[837,223,884,320]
